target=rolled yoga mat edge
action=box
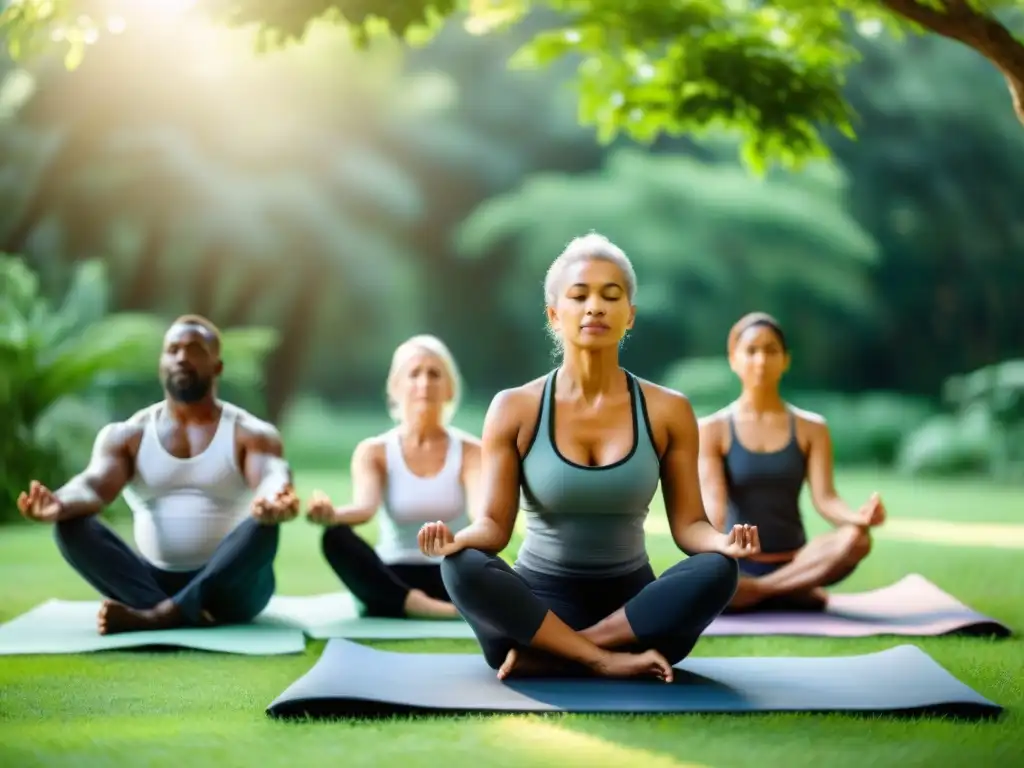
[265,639,1004,721]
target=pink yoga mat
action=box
[705,574,1012,637]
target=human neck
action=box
[399,414,446,445]
[164,395,220,424]
[560,347,623,403]
[737,386,786,414]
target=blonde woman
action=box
[306,335,481,619]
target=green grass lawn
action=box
[1,469,1022,767]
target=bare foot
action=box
[802,587,829,610]
[403,589,460,620]
[595,649,674,683]
[496,648,575,680]
[97,599,184,635]
[728,577,766,611]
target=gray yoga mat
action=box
[704,574,1011,637]
[0,599,307,655]
[266,639,1003,720]
[260,592,476,639]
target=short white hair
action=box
[385,334,463,424]
[543,232,638,308]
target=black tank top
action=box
[723,411,808,553]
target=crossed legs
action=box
[728,523,872,611]
[54,516,279,634]
[320,525,458,619]
[440,548,739,679]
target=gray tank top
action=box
[514,369,662,578]
[723,411,808,553]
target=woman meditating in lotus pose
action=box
[305,335,481,620]
[698,312,886,613]
[418,233,760,682]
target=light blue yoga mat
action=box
[261,592,476,640]
[0,599,307,655]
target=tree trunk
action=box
[120,223,168,311]
[192,243,228,320]
[2,130,94,253]
[223,266,270,327]
[261,264,323,424]
[882,0,1024,125]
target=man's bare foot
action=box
[97,599,184,635]
[595,649,674,683]
[403,589,460,620]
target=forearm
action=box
[332,504,376,526]
[453,517,509,553]
[673,518,726,556]
[253,457,292,498]
[53,477,107,521]
[816,495,860,527]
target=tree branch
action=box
[881,0,1024,125]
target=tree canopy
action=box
[2,1,1023,170]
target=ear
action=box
[214,359,224,376]
[545,305,560,334]
[626,303,637,331]
[727,351,741,375]
[782,352,792,374]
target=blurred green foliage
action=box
[0,255,279,522]
[0,4,1022,500]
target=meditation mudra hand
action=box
[719,523,761,558]
[418,521,463,558]
[305,490,340,525]
[251,485,300,524]
[857,493,886,527]
[17,481,63,523]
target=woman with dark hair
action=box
[698,312,885,612]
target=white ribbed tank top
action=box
[123,403,254,571]
[375,428,470,565]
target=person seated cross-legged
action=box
[16,315,299,634]
[418,234,761,682]
[698,312,885,613]
[306,335,480,620]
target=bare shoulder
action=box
[98,409,154,456]
[449,427,483,461]
[696,405,732,450]
[352,433,388,465]
[100,411,148,456]
[448,426,482,450]
[233,408,284,454]
[488,376,547,428]
[636,377,697,425]
[789,404,829,434]
[697,405,732,431]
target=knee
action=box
[439,548,492,595]
[695,552,740,600]
[840,525,872,562]
[53,516,95,553]
[320,524,357,555]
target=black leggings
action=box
[321,525,450,618]
[54,515,279,625]
[440,549,739,669]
